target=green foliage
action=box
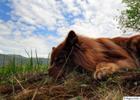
[120,0,140,31]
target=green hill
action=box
[0,54,49,67]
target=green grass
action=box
[0,52,49,84]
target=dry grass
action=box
[0,71,140,100]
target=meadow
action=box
[0,53,140,100]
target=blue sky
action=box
[0,0,12,21]
[0,0,130,57]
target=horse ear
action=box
[52,47,55,50]
[65,30,78,46]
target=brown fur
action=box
[48,31,140,80]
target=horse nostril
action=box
[48,66,64,79]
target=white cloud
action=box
[0,33,51,57]
[0,20,51,57]
[10,0,125,37]
[11,0,65,30]
[0,21,13,35]
[53,0,125,38]
[0,49,3,54]
[0,0,130,57]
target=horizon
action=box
[0,0,135,57]
[0,53,48,58]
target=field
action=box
[0,56,140,100]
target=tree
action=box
[119,0,140,31]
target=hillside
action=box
[0,54,49,67]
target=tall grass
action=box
[0,51,49,84]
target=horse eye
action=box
[56,57,65,64]
[58,59,64,63]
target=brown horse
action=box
[49,30,140,80]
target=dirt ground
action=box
[0,71,140,100]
